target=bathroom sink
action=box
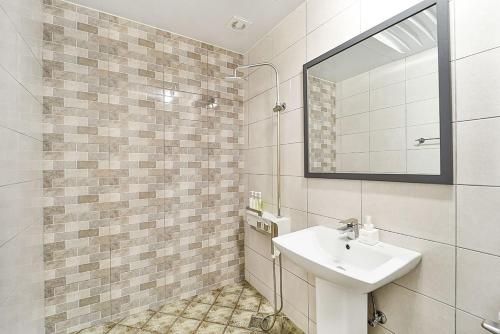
[273,225,421,334]
[273,225,421,293]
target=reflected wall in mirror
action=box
[304,0,452,184]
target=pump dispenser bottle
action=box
[359,215,379,245]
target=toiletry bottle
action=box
[257,192,263,212]
[359,215,379,245]
[249,191,255,210]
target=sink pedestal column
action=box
[316,278,367,334]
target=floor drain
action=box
[248,315,265,329]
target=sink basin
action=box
[273,225,421,334]
[273,225,421,293]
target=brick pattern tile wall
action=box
[307,76,336,173]
[42,1,245,333]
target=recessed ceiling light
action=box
[226,16,252,31]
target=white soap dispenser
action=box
[359,215,379,245]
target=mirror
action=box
[304,0,452,184]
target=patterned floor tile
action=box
[193,289,221,305]
[181,301,212,320]
[107,325,140,334]
[214,293,240,308]
[204,305,233,325]
[142,312,177,333]
[159,299,191,316]
[236,294,260,312]
[77,323,116,334]
[221,283,245,295]
[119,310,156,328]
[223,326,253,334]
[228,309,255,328]
[258,298,275,314]
[168,317,200,334]
[196,321,226,334]
[75,282,304,334]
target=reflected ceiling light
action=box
[422,8,437,25]
[408,17,435,42]
[394,25,423,47]
[373,31,410,54]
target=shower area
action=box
[42,1,248,332]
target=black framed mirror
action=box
[303,0,452,184]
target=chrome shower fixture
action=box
[226,62,286,119]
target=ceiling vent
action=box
[226,16,252,31]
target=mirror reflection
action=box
[307,5,440,175]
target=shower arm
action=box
[233,63,286,217]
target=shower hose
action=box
[260,253,284,331]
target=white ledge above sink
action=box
[273,225,421,334]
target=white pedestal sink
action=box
[273,225,421,334]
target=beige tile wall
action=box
[42,1,245,333]
[243,0,500,333]
[0,0,44,333]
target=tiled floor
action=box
[73,281,304,334]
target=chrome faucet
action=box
[337,218,360,240]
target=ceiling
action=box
[69,0,303,53]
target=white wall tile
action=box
[362,181,455,244]
[280,108,303,144]
[338,92,370,117]
[406,72,439,103]
[455,0,500,58]
[406,98,439,126]
[337,152,370,173]
[0,223,44,334]
[338,132,369,153]
[248,35,273,66]
[379,231,455,305]
[0,180,41,246]
[457,185,500,256]
[456,310,485,334]
[457,248,500,320]
[245,146,274,175]
[306,0,358,33]
[271,3,306,57]
[370,105,405,131]
[306,3,361,61]
[280,143,304,177]
[370,128,405,152]
[405,47,438,80]
[308,179,361,220]
[360,0,423,31]
[338,112,369,135]
[369,150,406,174]
[337,73,369,99]
[280,75,303,111]
[369,59,405,90]
[374,283,455,334]
[248,174,274,205]
[248,66,275,99]
[248,117,275,148]
[457,118,500,186]
[274,38,306,84]
[370,82,405,110]
[280,176,307,212]
[407,149,441,175]
[247,88,276,123]
[456,47,500,121]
